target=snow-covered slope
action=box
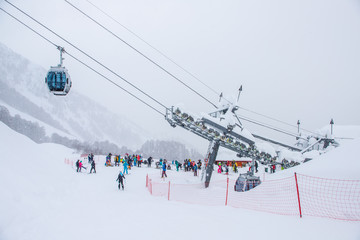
[0,42,148,149]
[1,121,360,240]
[275,137,360,180]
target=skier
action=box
[114,155,119,166]
[161,160,167,178]
[79,160,83,172]
[123,160,129,175]
[217,162,222,173]
[175,160,179,172]
[137,155,141,167]
[76,159,80,172]
[133,155,137,167]
[116,171,126,190]
[233,162,238,173]
[225,164,229,175]
[197,159,202,170]
[90,160,96,173]
[255,161,259,173]
[194,163,198,176]
[147,156,152,167]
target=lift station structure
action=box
[165,89,338,188]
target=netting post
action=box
[168,181,171,201]
[225,177,229,206]
[150,180,152,195]
[294,172,302,218]
[146,174,148,187]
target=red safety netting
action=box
[146,173,360,221]
[227,176,299,216]
[150,180,168,197]
[296,173,360,221]
[170,180,227,206]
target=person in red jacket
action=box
[78,161,86,172]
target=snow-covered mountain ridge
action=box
[0,42,204,159]
[0,41,147,150]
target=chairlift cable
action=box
[0,6,165,117]
[4,0,168,110]
[64,0,218,109]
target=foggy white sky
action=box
[1,0,360,152]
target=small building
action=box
[214,150,252,167]
[214,158,252,167]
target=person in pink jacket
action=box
[217,163,222,173]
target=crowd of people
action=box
[74,152,277,191]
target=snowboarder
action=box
[116,171,126,190]
[90,160,96,173]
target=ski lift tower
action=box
[166,88,263,187]
[165,87,304,188]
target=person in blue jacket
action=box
[123,160,129,175]
[161,160,167,178]
[194,163,198,176]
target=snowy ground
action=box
[0,122,360,240]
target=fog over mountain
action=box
[0,42,203,159]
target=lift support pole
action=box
[205,141,220,188]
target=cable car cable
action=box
[238,106,324,137]
[85,0,326,136]
[3,0,167,110]
[81,0,323,137]
[65,52,166,117]
[0,6,166,117]
[64,0,218,109]
[84,0,223,100]
[3,1,325,140]
[11,0,307,137]
[236,114,302,139]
